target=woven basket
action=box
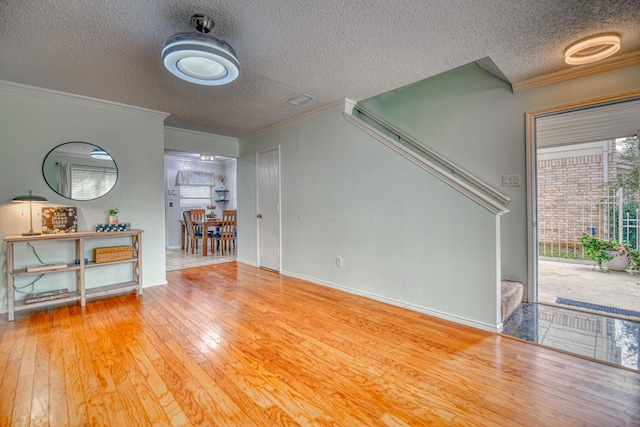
[94,245,132,263]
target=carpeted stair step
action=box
[501,280,524,322]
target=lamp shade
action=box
[12,190,47,236]
[12,190,47,203]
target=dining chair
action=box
[190,209,205,234]
[212,210,237,255]
[183,210,212,254]
[190,209,205,222]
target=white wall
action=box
[223,159,238,211]
[0,82,168,310]
[237,62,640,331]
[164,127,238,158]
[238,108,501,330]
[357,62,640,293]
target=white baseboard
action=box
[143,280,168,288]
[281,270,500,333]
[236,258,258,267]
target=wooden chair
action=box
[190,209,205,235]
[190,209,205,222]
[183,210,211,254]
[212,210,236,255]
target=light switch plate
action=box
[502,175,521,187]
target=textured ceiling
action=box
[1,0,639,138]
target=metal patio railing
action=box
[539,184,640,259]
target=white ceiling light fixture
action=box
[564,33,621,65]
[90,148,112,160]
[163,14,240,86]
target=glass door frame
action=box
[525,89,640,303]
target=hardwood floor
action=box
[1,263,639,426]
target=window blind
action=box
[536,98,640,148]
[71,165,117,200]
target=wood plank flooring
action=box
[1,262,639,426]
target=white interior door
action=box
[257,147,281,271]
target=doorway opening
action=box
[502,93,640,371]
[164,150,238,271]
[533,98,640,317]
[537,136,640,316]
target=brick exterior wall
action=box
[537,143,617,248]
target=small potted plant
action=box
[580,234,630,272]
[109,209,119,225]
[627,248,640,275]
[604,243,631,271]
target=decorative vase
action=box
[604,250,630,271]
[109,215,118,225]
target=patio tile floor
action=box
[538,258,640,315]
[502,302,639,371]
[502,259,640,371]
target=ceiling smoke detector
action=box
[163,14,240,86]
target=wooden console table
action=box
[4,230,143,321]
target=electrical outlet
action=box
[336,256,343,267]
[502,174,521,187]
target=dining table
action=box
[181,219,223,256]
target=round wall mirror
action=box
[42,142,118,200]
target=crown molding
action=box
[512,50,640,93]
[164,126,238,143]
[0,80,169,120]
[242,99,357,140]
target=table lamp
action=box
[12,190,48,236]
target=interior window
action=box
[179,185,212,209]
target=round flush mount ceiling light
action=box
[90,148,112,160]
[564,33,621,65]
[163,14,239,85]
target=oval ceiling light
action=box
[90,148,112,160]
[163,14,239,86]
[564,33,621,65]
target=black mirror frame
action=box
[42,142,118,201]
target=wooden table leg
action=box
[181,223,185,250]
[203,232,208,256]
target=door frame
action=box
[525,89,640,303]
[256,146,282,271]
